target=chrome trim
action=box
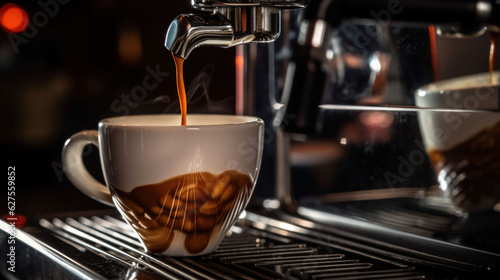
[0,220,106,280]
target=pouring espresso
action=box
[490,31,499,84]
[172,53,187,126]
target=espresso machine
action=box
[2,1,500,279]
[163,0,500,277]
[164,0,500,198]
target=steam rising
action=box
[157,63,233,114]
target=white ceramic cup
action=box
[415,72,500,213]
[62,114,264,256]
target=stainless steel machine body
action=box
[162,0,500,272]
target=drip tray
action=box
[300,190,500,253]
[1,209,499,279]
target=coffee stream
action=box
[173,53,187,126]
[112,171,252,254]
[490,31,499,84]
[429,25,440,82]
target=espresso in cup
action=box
[112,170,252,254]
[62,114,264,256]
[416,72,500,212]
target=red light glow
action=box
[0,3,29,33]
[2,214,27,228]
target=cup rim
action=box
[99,114,263,128]
[416,71,500,97]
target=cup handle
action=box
[62,130,114,207]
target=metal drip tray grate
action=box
[3,209,499,279]
[299,196,500,252]
[1,210,435,280]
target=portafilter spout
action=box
[165,0,309,59]
[165,13,234,59]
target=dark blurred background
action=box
[0,0,236,217]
